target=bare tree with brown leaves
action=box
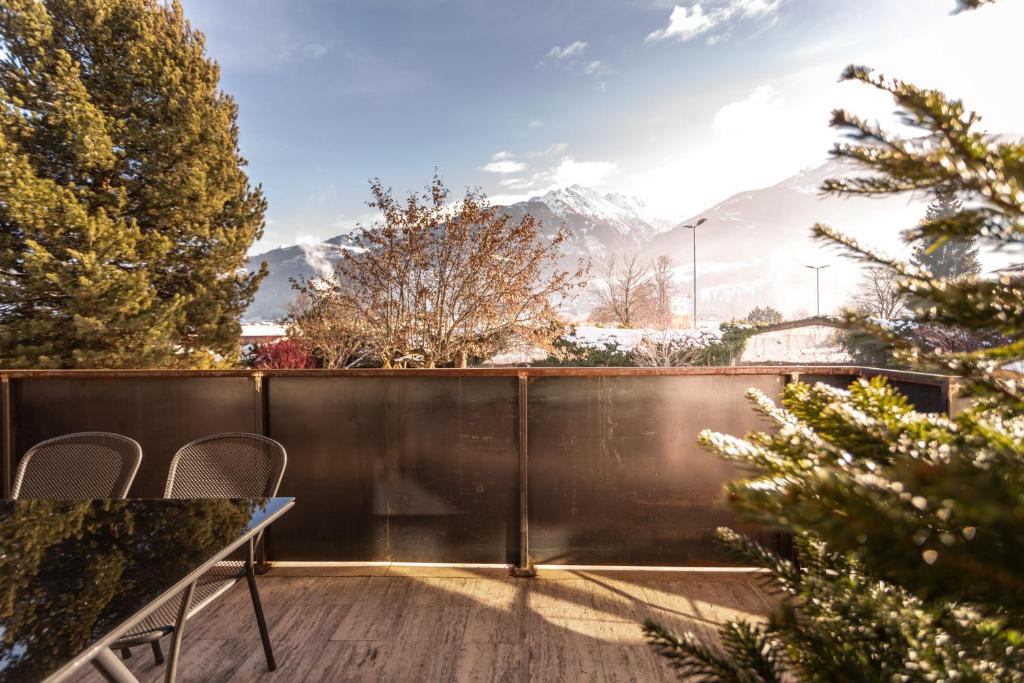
[651,255,676,329]
[312,175,585,368]
[591,252,654,327]
[284,287,372,368]
[851,265,907,320]
[632,331,715,367]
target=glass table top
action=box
[0,497,293,682]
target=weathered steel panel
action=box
[0,368,952,566]
[800,373,858,390]
[801,373,947,413]
[887,379,946,413]
[527,374,785,566]
[11,377,255,497]
[266,376,519,562]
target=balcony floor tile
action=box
[68,570,772,682]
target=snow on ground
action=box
[242,321,857,366]
[484,324,723,365]
[241,322,286,338]
[568,324,722,350]
[740,326,850,364]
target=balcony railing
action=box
[0,366,956,572]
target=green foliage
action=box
[841,319,1008,369]
[912,187,981,279]
[745,306,784,325]
[533,322,760,368]
[645,616,785,683]
[645,2,1024,678]
[532,335,637,367]
[0,0,266,368]
[702,322,759,366]
[839,320,915,367]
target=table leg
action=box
[164,580,196,683]
[92,648,140,683]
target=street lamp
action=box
[684,218,707,328]
[805,264,830,317]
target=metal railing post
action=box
[252,371,271,572]
[1,375,12,498]
[511,372,535,577]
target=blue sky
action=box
[178,0,1023,253]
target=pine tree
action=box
[911,187,982,279]
[0,0,266,368]
[644,1,1024,678]
[745,306,783,325]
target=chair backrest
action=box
[11,432,143,500]
[164,433,286,499]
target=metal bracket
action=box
[510,564,537,578]
[514,373,534,578]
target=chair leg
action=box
[164,581,196,683]
[246,537,277,671]
[120,648,132,660]
[151,639,165,666]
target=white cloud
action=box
[646,5,714,42]
[552,157,618,187]
[499,175,544,190]
[546,40,588,60]
[646,0,782,43]
[296,235,336,279]
[625,0,1024,220]
[712,84,782,133]
[482,151,528,174]
[279,41,331,62]
[482,159,528,174]
[528,120,543,130]
[541,41,610,80]
[480,146,617,205]
[621,78,838,218]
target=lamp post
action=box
[684,218,707,328]
[805,264,830,316]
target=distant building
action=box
[240,322,286,347]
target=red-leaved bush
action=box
[250,339,317,369]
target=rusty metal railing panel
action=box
[526,374,785,566]
[0,367,955,566]
[10,376,256,498]
[265,375,520,563]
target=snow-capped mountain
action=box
[245,157,1005,323]
[243,234,360,322]
[500,185,667,262]
[642,158,925,318]
[535,185,672,236]
[247,185,669,320]
[244,186,662,321]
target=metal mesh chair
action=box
[164,433,285,499]
[11,432,142,500]
[112,433,286,676]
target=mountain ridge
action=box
[243,184,666,321]
[243,158,929,322]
